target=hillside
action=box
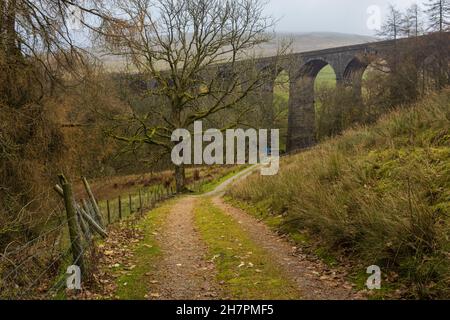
[227,90,450,299]
[96,32,376,70]
[256,32,376,55]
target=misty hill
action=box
[97,32,376,71]
[266,32,376,53]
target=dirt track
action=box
[147,167,364,300]
[150,197,222,299]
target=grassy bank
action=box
[228,90,450,299]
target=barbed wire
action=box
[16,233,86,300]
[3,176,190,299]
[0,216,73,260]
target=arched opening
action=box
[343,56,390,125]
[360,58,391,118]
[314,64,337,131]
[287,59,337,150]
[299,60,340,141]
[315,65,337,91]
[343,57,368,98]
[273,69,290,153]
[295,59,338,111]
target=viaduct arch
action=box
[246,33,449,151]
[126,33,449,153]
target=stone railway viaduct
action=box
[128,33,449,153]
[237,33,449,152]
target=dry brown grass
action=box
[74,165,239,201]
[228,90,450,299]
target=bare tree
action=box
[425,0,450,32]
[97,0,279,192]
[0,0,104,108]
[401,3,424,37]
[377,4,403,40]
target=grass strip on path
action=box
[195,166,250,194]
[194,197,301,300]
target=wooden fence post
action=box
[76,205,92,245]
[118,196,122,220]
[107,200,111,225]
[59,175,86,275]
[82,177,104,228]
[139,189,143,214]
[82,199,95,222]
[129,194,132,214]
[78,206,108,238]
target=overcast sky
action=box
[265,0,427,35]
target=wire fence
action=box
[0,176,177,300]
[0,165,252,300]
[98,184,176,226]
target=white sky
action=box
[265,0,427,35]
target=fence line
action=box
[2,166,255,299]
[1,175,178,300]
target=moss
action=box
[227,91,450,299]
[114,201,174,299]
[192,166,249,194]
[194,198,301,300]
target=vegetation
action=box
[96,0,282,192]
[190,166,248,194]
[426,0,450,32]
[228,90,450,299]
[114,202,172,299]
[194,198,300,299]
[1,0,449,301]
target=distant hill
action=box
[97,32,376,71]
[262,32,376,55]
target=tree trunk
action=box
[174,163,186,193]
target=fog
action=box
[266,0,427,35]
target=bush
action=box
[315,87,362,140]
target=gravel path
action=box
[211,196,365,300]
[150,197,222,300]
[147,167,364,300]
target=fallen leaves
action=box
[72,221,145,300]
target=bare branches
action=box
[98,0,277,137]
[425,0,450,32]
[377,4,402,40]
[96,0,279,190]
[0,0,105,107]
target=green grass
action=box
[224,196,311,243]
[194,198,301,300]
[228,90,450,299]
[114,201,174,299]
[315,65,337,90]
[192,166,249,194]
[349,270,396,300]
